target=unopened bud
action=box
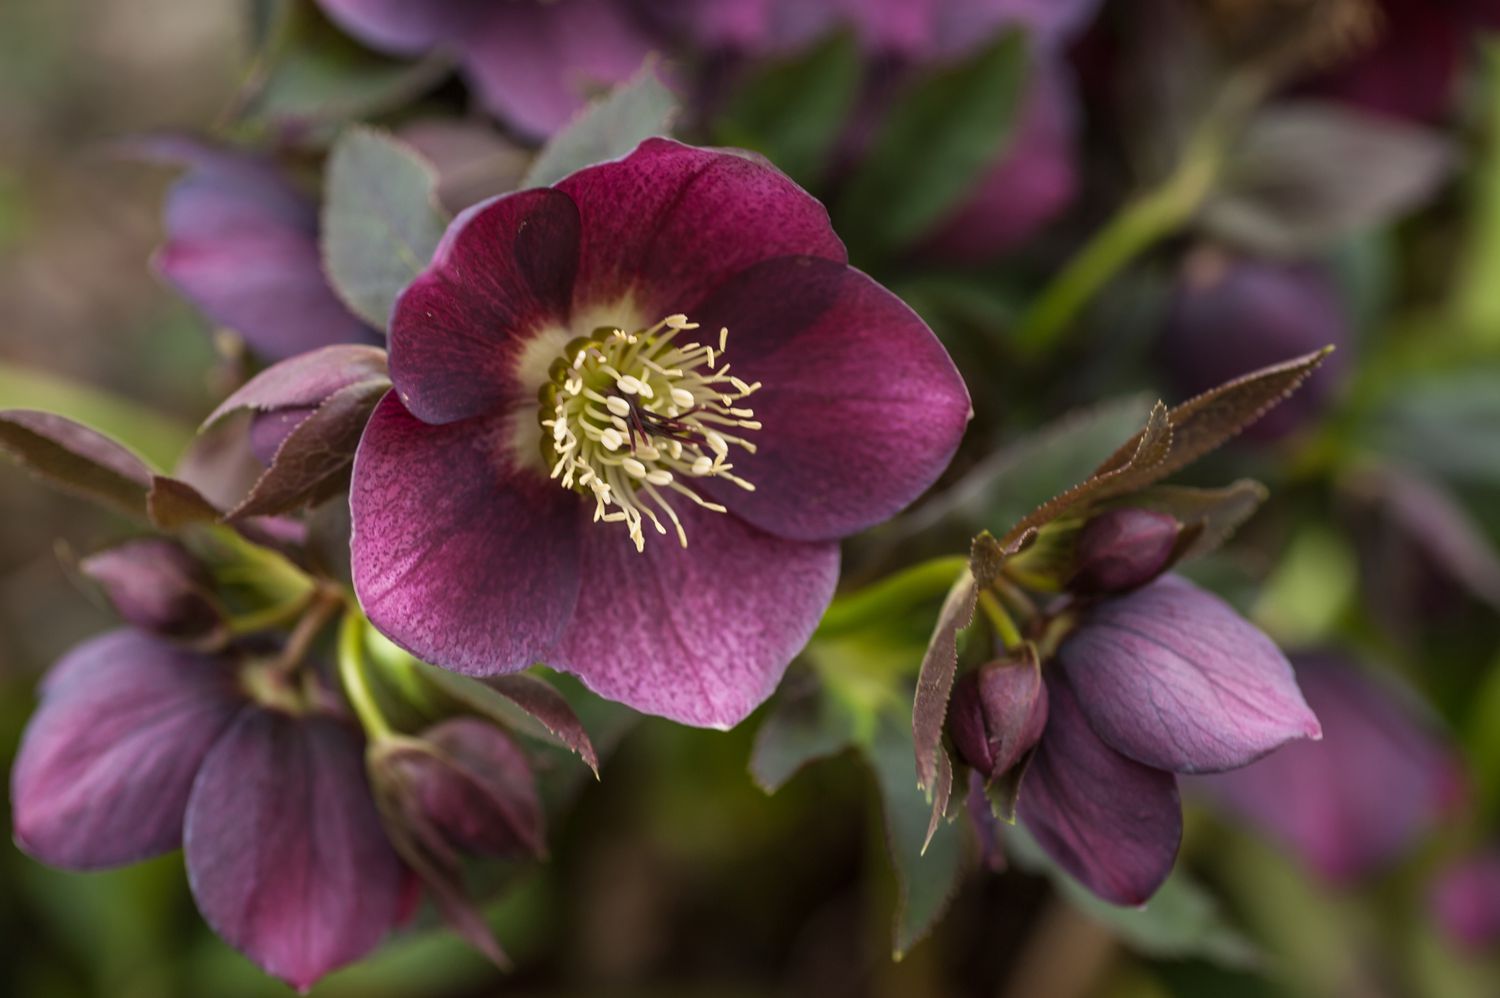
[1070,508,1179,594]
[948,655,1048,782]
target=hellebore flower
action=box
[350,138,971,728]
[1431,851,1500,951]
[1009,575,1321,904]
[1161,249,1351,440]
[141,136,375,360]
[315,0,657,139]
[1187,651,1463,883]
[78,537,223,641]
[11,629,406,989]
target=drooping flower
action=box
[1187,651,1464,883]
[314,0,658,139]
[351,138,971,728]
[1431,851,1500,951]
[139,136,375,360]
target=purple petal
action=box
[1431,852,1500,951]
[930,0,1103,55]
[78,538,221,639]
[689,256,970,541]
[1018,675,1182,906]
[185,709,404,990]
[351,393,581,677]
[1069,507,1180,595]
[315,0,488,54]
[388,187,580,425]
[548,502,839,728]
[1059,575,1322,773]
[1187,652,1462,883]
[461,0,658,139]
[557,139,846,321]
[11,630,241,869]
[146,139,373,360]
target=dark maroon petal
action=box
[1430,852,1500,951]
[315,0,488,54]
[11,631,241,869]
[388,188,580,425]
[1070,508,1180,595]
[1059,575,1322,774]
[557,139,846,321]
[689,256,970,542]
[461,0,658,139]
[351,393,581,677]
[548,503,839,728]
[1017,675,1182,906]
[79,538,221,639]
[1187,652,1462,883]
[1301,0,1465,122]
[150,141,373,360]
[185,709,404,990]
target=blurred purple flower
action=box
[1431,852,1500,951]
[1014,575,1321,904]
[1161,249,1351,440]
[350,138,970,728]
[1188,652,1463,883]
[78,538,222,641]
[315,0,657,138]
[140,136,375,361]
[10,630,406,989]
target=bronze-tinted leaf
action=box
[205,344,390,427]
[147,476,222,530]
[1122,480,1268,564]
[0,410,152,519]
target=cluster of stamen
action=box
[539,314,761,552]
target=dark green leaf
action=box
[521,60,678,188]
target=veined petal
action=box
[185,709,405,991]
[692,256,971,541]
[351,393,581,677]
[1018,675,1182,906]
[12,630,241,869]
[1059,575,1322,774]
[548,503,839,729]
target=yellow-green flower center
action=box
[539,314,760,552]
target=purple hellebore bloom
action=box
[315,0,658,139]
[350,138,971,729]
[1162,249,1351,441]
[1431,851,1500,951]
[1187,652,1463,884]
[1013,575,1321,904]
[144,137,375,361]
[78,537,223,640]
[10,630,406,989]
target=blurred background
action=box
[3,1,1500,995]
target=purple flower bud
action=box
[1069,508,1179,594]
[948,654,1048,781]
[78,539,221,640]
[1431,852,1500,951]
[1161,249,1350,441]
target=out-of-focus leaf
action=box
[147,476,222,530]
[323,127,448,329]
[838,31,1027,256]
[521,61,678,189]
[0,361,192,467]
[0,410,153,519]
[1124,480,1268,562]
[749,675,860,794]
[1008,822,1259,966]
[1456,45,1500,344]
[226,381,387,519]
[1202,102,1452,256]
[715,31,862,186]
[1362,365,1500,488]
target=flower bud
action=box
[1069,508,1179,594]
[374,717,544,863]
[79,538,221,639]
[948,656,1049,782]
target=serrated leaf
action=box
[226,381,387,519]
[521,61,679,189]
[912,568,980,795]
[0,410,153,519]
[323,127,449,329]
[1202,102,1452,256]
[206,345,389,427]
[838,31,1027,255]
[715,31,862,186]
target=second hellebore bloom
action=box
[351,139,971,728]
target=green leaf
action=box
[837,30,1027,256]
[521,60,679,188]
[749,674,860,794]
[715,31,862,186]
[323,126,449,329]
[1363,365,1500,487]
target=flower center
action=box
[539,314,760,552]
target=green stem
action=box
[337,611,392,738]
[977,589,1022,651]
[226,591,314,636]
[816,555,970,636]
